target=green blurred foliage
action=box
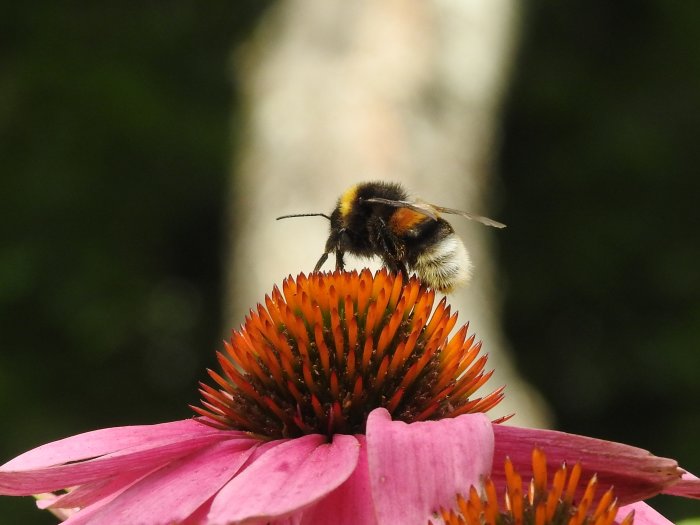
[0,0,698,524]
[499,1,700,521]
[0,2,270,523]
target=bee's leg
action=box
[334,229,350,271]
[314,250,345,272]
[381,255,409,282]
[374,220,408,281]
[396,261,409,282]
[316,229,345,273]
[314,252,329,272]
[334,249,345,271]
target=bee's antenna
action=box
[276,213,331,221]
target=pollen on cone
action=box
[194,269,504,439]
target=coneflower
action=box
[194,269,505,438]
[0,271,696,524]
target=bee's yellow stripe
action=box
[339,185,358,218]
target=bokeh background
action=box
[1,1,698,523]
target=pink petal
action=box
[366,408,494,525]
[61,439,260,525]
[662,471,700,499]
[0,429,249,496]
[2,419,225,470]
[207,433,360,523]
[617,501,673,525]
[298,435,377,525]
[492,424,682,505]
[271,517,303,525]
[179,499,212,525]
[46,468,152,509]
[61,492,120,525]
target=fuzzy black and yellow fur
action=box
[278,181,505,293]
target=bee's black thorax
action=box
[332,182,408,257]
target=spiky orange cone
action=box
[194,269,505,438]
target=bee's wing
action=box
[363,197,440,221]
[364,197,506,228]
[431,205,507,229]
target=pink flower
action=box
[0,410,495,524]
[1,271,698,524]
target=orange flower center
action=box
[193,269,505,438]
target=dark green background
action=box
[1,1,698,523]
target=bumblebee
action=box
[277,181,505,293]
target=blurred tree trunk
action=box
[226,0,550,427]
